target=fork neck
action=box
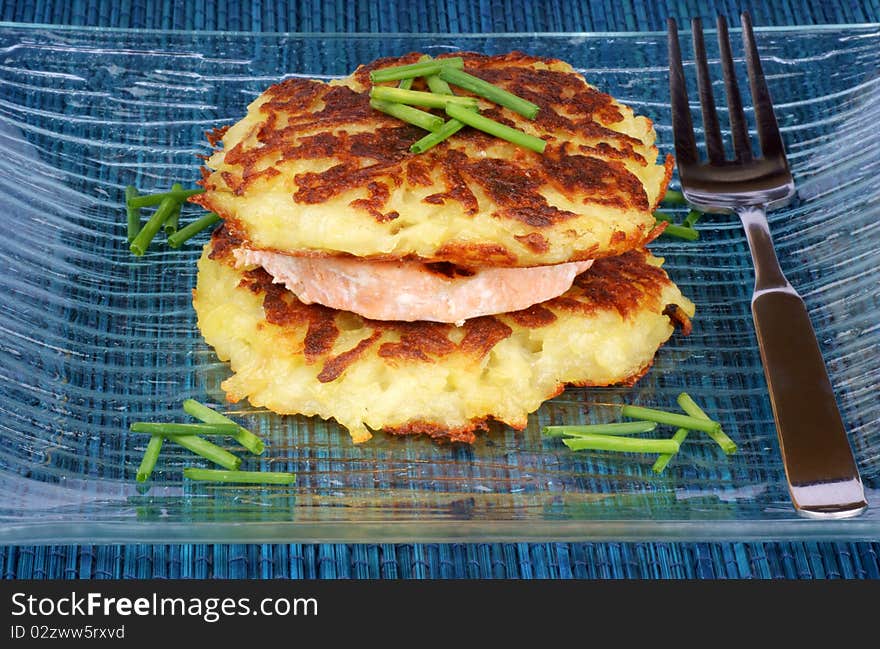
[737,205,795,297]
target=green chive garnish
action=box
[662,189,687,205]
[125,185,142,243]
[167,212,221,248]
[127,188,204,209]
[370,99,444,132]
[652,427,690,474]
[677,393,737,455]
[369,57,464,83]
[542,421,658,437]
[129,422,240,436]
[653,210,674,223]
[182,398,265,456]
[136,435,164,483]
[162,183,183,235]
[129,193,178,256]
[398,76,415,91]
[409,118,467,153]
[661,223,700,241]
[438,66,540,119]
[562,435,680,454]
[168,435,241,471]
[620,404,722,435]
[370,86,479,110]
[683,209,703,228]
[445,103,546,153]
[183,468,296,485]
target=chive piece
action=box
[183,468,296,485]
[661,223,700,241]
[409,118,467,153]
[445,103,546,153]
[370,99,444,132]
[125,185,142,243]
[398,76,415,91]
[167,435,241,470]
[182,398,265,456]
[677,393,737,455]
[438,66,540,119]
[136,435,164,482]
[370,86,479,109]
[620,404,723,434]
[662,189,687,205]
[129,194,178,256]
[542,421,658,437]
[652,427,690,474]
[162,183,183,235]
[369,57,464,83]
[129,422,240,436]
[127,188,204,209]
[167,211,221,248]
[562,435,680,454]
[683,209,703,228]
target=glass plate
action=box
[0,23,878,544]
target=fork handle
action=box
[739,206,867,518]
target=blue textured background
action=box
[1,0,879,579]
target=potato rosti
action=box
[193,51,673,267]
[193,227,693,444]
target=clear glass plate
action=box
[0,23,878,544]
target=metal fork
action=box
[668,13,867,518]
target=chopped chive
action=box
[183,468,296,485]
[652,427,690,474]
[620,404,722,435]
[370,86,479,109]
[167,435,241,470]
[677,393,737,455]
[370,99,444,132]
[653,210,674,223]
[369,57,464,83]
[136,435,164,483]
[438,66,540,119]
[125,185,142,243]
[562,435,680,454]
[182,398,265,456]
[129,422,240,436]
[445,103,546,153]
[398,76,415,91]
[167,211,221,248]
[163,183,183,235]
[127,188,203,209]
[129,193,178,256]
[661,223,700,241]
[542,421,658,437]
[662,188,687,205]
[683,209,703,228]
[409,118,466,153]
[418,55,458,96]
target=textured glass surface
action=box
[0,24,878,544]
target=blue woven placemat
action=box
[1,0,878,580]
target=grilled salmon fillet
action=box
[233,248,593,323]
[194,51,673,267]
[194,226,693,444]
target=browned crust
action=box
[195,51,662,265]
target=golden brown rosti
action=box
[193,226,693,443]
[194,51,673,267]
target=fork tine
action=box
[717,15,753,162]
[667,17,698,168]
[741,12,786,161]
[692,17,725,163]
